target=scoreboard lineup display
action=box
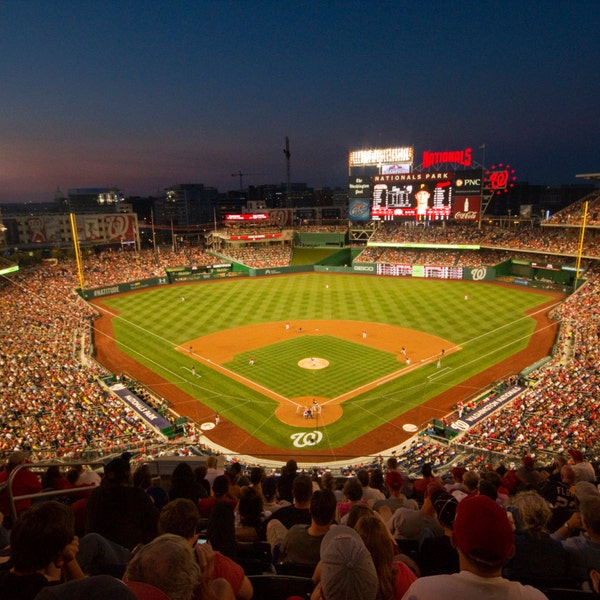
[371,172,454,220]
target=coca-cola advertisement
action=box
[452,196,480,221]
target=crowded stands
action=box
[1,216,600,598]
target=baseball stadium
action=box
[1,158,599,475]
[1,159,600,596]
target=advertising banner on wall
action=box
[349,198,372,221]
[452,195,481,221]
[103,214,136,243]
[78,214,136,243]
[267,208,294,227]
[348,176,371,199]
[19,215,64,243]
[453,170,483,194]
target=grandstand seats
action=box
[248,574,314,600]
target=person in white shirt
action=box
[402,495,547,600]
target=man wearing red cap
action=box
[401,495,547,599]
[374,471,418,516]
[568,449,596,483]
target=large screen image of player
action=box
[371,176,453,220]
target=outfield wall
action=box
[79,255,578,300]
[80,276,170,299]
[351,262,497,281]
[79,260,501,299]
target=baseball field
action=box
[91,273,562,461]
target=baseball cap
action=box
[430,489,459,528]
[451,466,466,480]
[569,449,584,462]
[453,495,514,567]
[104,458,131,482]
[320,526,377,600]
[385,470,404,491]
[522,456,535,469]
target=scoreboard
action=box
[376,263,464,279]
[368,170,483,222]
[371,172,453,221]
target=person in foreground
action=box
[401,494,548,600]
[123,534,235,600]
[309,526,378,600]
[0,501,84,600]
[157,498,253,600]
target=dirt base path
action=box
[175,319,455,427]
[91,287,562,461]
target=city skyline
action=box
[2,1,599,203]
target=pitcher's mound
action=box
[299,357,329,370]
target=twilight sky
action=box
[1,0,599,203]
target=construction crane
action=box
[283,137,291,207]
[231,170,260,193]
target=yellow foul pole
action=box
[69,213,85,292]
[574,200,588,291]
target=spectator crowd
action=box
[1,215,600,598]
[2,451,600,599]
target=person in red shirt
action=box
[198,475,237,519]
[0,451,42,524]
[412,463,442,504]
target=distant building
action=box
[155,184,220,227]
[66,187,131,214]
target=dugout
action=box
[431,418,459,440]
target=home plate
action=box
[403,423,419,433]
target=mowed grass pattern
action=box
[99,274,559,451]
[228,336,400,398]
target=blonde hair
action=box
[354,515,395,600]
[510,490,551,533]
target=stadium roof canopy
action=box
[575,173,600,181]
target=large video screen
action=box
[371,173,453,220]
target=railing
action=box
[2,458,163,524]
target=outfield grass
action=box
[99,273,557,451]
